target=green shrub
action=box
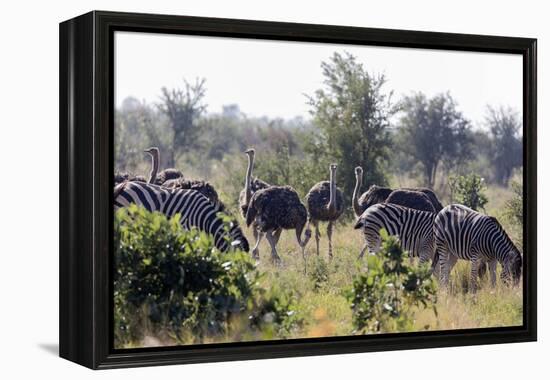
[346,230,438,333]
[309,256,330,291]
[114,205,300,346]
[449,173,488,211]
[504,179,523,227]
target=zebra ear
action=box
[353,218,365,229]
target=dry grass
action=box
[239,216,523,340]
[128,181,523,347]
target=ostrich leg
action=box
[265,229,282,264]
[273,228,282,245]
[312,220,321,256]
[327,221,334,259]
[251,228,263,260]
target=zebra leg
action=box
[470,257,480,293]
[440,251,456,290]
[265,229,282,264]
[489,259,497,288]
[327,221,334,260]
[251,228,263,260]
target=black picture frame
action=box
[59,10,537,369]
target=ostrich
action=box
[238,149,270,218]
[114,172,147,185]
[306,163,345,259]
[164,178,224,211]
[238,148,270,259]
[144,147,183,185]
[245,186,310,268]
[144,146,223,209]
[385,190,435,212]
[352,166,442,216]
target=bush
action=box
[309,256,330,291]
[114,205,300,346]
[449,173,488,211]
[346,230,437,333]
[504,179,523,227]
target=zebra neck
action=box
[486,222,517,264]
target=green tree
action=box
[485,106,522,185]
[398,92,472,188]
[449,173,488,211]
[158,78,208,167]
[115,97,170,174]
[307,52,394,208]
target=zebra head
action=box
[227,222,250,253]
[502,250,522,286]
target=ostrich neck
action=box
[244,155,254,205]
[148,153,159,184]
[327,169,336,212]
[352,173,362,216]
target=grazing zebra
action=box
[433,204,522,292]
[354,203,436,263]
[114,181,249,253]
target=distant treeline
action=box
[115,52,522,214]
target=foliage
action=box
[504,179,523,226]
[306,52,395,209]
[309,256,330,291]
[248,286,303,338]
[158,78,208,167]
[485,106,522,185]
[449,173,488,211]
[114,97,172,173]
[398,92,472,188]
[114,205,300,346]
[347,230,438,333]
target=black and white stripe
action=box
[354,203,436,263]
[433,204,522,291]
[114,181,249,253]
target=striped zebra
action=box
[353,203,436,263]
[114,181,249,253]
[433,204,522,291]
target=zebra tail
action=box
[431,249,440,273]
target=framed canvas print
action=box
[59,11,537,369]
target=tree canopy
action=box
[398,92,472,188]
[306,52,394,207]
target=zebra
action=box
[114,181,249,253]
[353,203,436,263]
[433,204,522,292]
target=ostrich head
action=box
[354,166,363,177]
[244,148,255,158]
[330,163,338,172]
[144,146,159,158]
[144,147,160,184]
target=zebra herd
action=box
[114,147,522,292]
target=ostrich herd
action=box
[115,147,523,291]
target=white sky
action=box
[115,31,523,128]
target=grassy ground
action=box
[252,221,522,338]
[131,182,523,347]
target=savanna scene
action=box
[113,33,524,348]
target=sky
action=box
[115,31,523,129]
